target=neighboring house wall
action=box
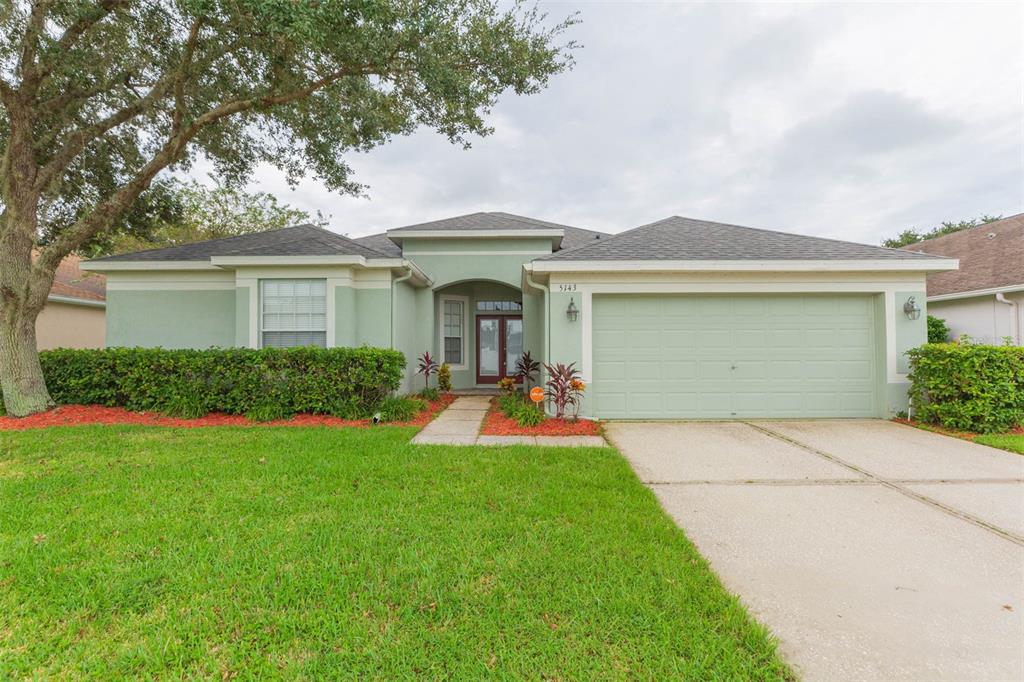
[928,292,1024,345]
[36,301,106,349]
[543,270,928,418]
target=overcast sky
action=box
[202,2,1024,245]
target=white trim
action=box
[81,260,219,271]
[387,229,563,240]
[531,258,958,273]
[46,294,106,308]
[403,250,550,256]
[927,283,1024,302]
[438,294,469,370]
[248,284,258,349]
[885,290,899,383]
[106,280,236,291]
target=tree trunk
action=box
[0,303,51,416]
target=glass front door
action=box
[476,316,522,384]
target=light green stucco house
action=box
[83,212,957,419]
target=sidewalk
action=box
[411,396,606,448]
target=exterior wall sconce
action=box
[566,297,579,322]
[903,296,922,320]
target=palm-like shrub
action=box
[514,351,541,389]
[417,351,439,390]
[543,362,585,419]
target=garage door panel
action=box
[591,294,878,419]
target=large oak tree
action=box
[0,0,575,415]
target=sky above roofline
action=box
[186,2,1023,247]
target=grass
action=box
[0,426,791,680]
[975,433,1024,455]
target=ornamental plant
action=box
[514,351,541,390]
[437,363,453,393]
[927,315,950,344]
[417,351,439,390]
[543,362,584,419]
[497,376,518,395]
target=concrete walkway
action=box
[606,419,1024,681]
[411,396,606,447]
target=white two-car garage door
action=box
[591,294,880,419]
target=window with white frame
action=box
[260,279,327,348]
[442,297,465,366]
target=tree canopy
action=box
[86,180,324,256]
[882,215,1003,249]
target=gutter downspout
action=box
[524,267,550,364]
[995,293,1020,345]
[391,264,415,350]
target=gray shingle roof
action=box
[540,216,945,261]
[91,224,392,261]
[387,211,582,233]
[356,212,610,255]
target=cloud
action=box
[205,2,1023,244]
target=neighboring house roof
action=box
[901,213,1024,298]
[89,224,392,262]
[32,251,106,304]
[539,216,945,261]
[355,212,608,254]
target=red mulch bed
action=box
[0,393,456,431]
[480,397,602,436]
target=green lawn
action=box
[975,433,1024,455]
[0,426,790,680]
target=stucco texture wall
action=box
[36,302,105,350]
[107,290,236,348]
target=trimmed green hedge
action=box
[39,347,405,421]
[907,343,1024,433]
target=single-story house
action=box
[36,251,106,350]
[902,213,1023,345]
[82,212,956,419]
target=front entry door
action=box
[476,316,523,384]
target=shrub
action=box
[512,401,545,427]
[497,393,523,416]
[419,387,440,402]
[378,396,426,422]
[39,346,405,420]
[907,343,1024,433]
[437,363,452,392]
[927,315,950,344]
[497,376,517,395]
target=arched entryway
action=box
[433,279,536,390]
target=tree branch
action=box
[33,73,175,196]
[33,0,131,86]
[171,18,203,135]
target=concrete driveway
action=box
[606,420,1024,681]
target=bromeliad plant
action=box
[543,362,586,420]
[514,351,541,390]
[417,351,439,391]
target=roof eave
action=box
[81,260,219,272]
[927,283,1024,302]
[530,258,959,273]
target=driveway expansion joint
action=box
[743,421,1024,546]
